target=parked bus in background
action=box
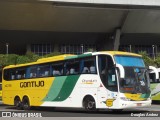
[0,69,2,101]
[0,83,2,101]
[149,67,160,102]
[2,51,151,111]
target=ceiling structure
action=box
[0,0,160,33]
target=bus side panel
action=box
[41,75,101,108]
[41,75,81,107]
[2,77,54,106]
[66,74,100,108]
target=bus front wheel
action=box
[14,97,22,110]
[22,96,31,110]
[83,96,96,111]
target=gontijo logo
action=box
[20,81,44,88]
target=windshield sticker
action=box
[112,75,116,81]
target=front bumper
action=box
[118,99,152,109]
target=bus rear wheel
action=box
[14,97,22,110]
[22,96,31,110]
[83,96,96,111]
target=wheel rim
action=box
[24,102,28,108]
[15,98,21,108]
[85,98,95,110]
[23,97,30,110]
[14,98,22,110]
[16,101,20,107]
[87,101,95,109]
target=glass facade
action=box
[31,44,53,56]
[60,44,96,54]
[30,44,96,56]
[119,45,157,58]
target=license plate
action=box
[137,103,142,106]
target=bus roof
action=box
[4,54,74,69]
[3,51,141,69]
[100,51,142,57]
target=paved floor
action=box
[0,103,160,116]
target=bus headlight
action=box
[120,97,131,101]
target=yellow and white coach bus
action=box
[2,51,151,111]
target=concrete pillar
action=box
[97,29,121,51]
[113,29,121,51]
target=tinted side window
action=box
[16,68,26,79]
[29,66,38,78]
[80,56,97,74]
[10,69,16,80]
[4,69,10,80]
[65,59,80,75]
[4,68,23,80]
[52,62,64,76]
[38,65,51,77]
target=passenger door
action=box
[97,55,118,108]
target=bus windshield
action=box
[114,55,150,94]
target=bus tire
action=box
[14,96,22,110]
[83,96,96,111]
[22,96,31,110]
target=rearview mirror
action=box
[115,64,125,79]
[149,66,159,79]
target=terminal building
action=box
[1,0,160,57]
